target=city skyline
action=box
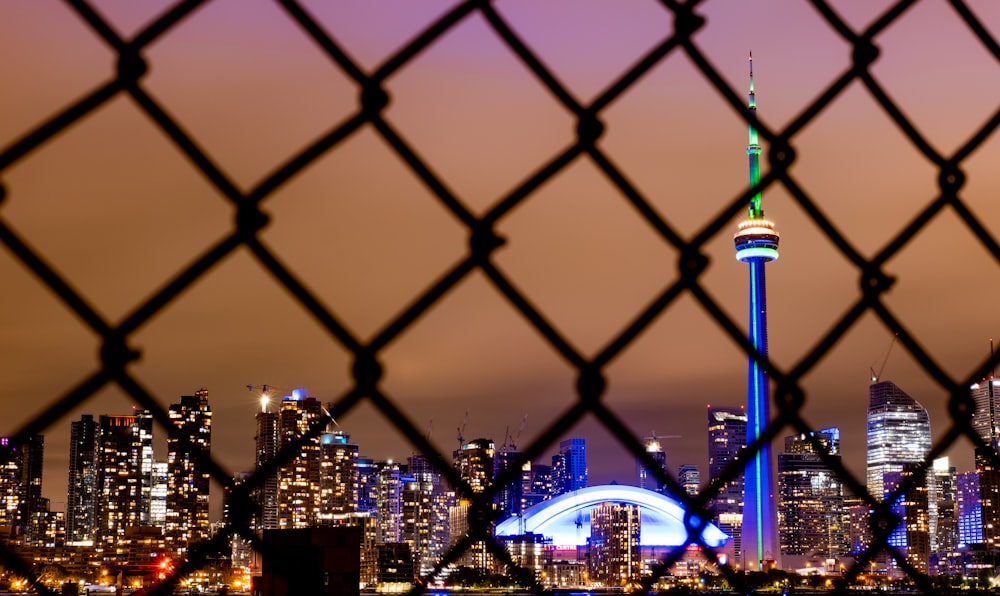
[5,0,1000,544]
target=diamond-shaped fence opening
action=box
[4,1,1000,594]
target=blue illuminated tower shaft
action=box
[734,53,781,570]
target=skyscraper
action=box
[970,378,1000,446]
[405,454,453,576]
[275,389,324,529]
[589,502,641,587]
[970,378,1000,547]
[957,471,983,547]
[451,438,496,570]
[494,446,527,519]
[866,381,931,498]
[67,415,98,544]
[318,430,358,520]
[884,464,930,575]
[707,406,746,561]
[0,435,44,540]
[735,53,781,571]
[254,394,280,531]
[636,435,667,495]
[928,457,957,560]
[777,428,847,560]
[96,412,153,548]
[165,389,213,550]
[553,438,587,496]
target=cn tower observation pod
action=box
[494,484,728,548]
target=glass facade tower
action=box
[865,380,931,499]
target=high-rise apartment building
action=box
[405,454,453,576]
[866,381,931,499]
[777,428,847,560]
[928,457,957,556]
[707,406,746,562]
[67,414,98,544]
[253,387,326,530]
[165,389,213,550]
[318,430,358,520]
[254,397,280,531]
[375,460,403,544]
[96,411,153,548]
[884,464,930,575]
[451,438,496,571]
[0,435,44,541]
[276,389,324,529]
[453,438,495,497]
[636,435,667,495]
[589,502,641,587]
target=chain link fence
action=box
[2,0,999,594]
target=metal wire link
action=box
[2,0,999,594]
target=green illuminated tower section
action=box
[734,53,781,571]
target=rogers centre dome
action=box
[494,485,728,548]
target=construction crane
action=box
[869,334,898,383]
[511,415,527,451]
[456,410,469,449]
[247,384,293,412]
[500,415,528,451]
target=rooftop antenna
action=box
[991,338,995,380]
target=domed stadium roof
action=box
[494,484,728,547]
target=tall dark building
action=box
[552,438,586,496]
[777,428,847,560]
[67,415,98,543]
[522,463,552,509]
[165,389,213,551]
[254,397,280,531]
[636,435,668,495]
[707,405,746,562]
[494,446,524,518]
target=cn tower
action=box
[734,52,780,571]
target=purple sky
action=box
[3,1,1000,519]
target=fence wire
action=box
[2,0,1000,594]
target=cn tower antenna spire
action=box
[747,51,763,220]
[734,52,781,572]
